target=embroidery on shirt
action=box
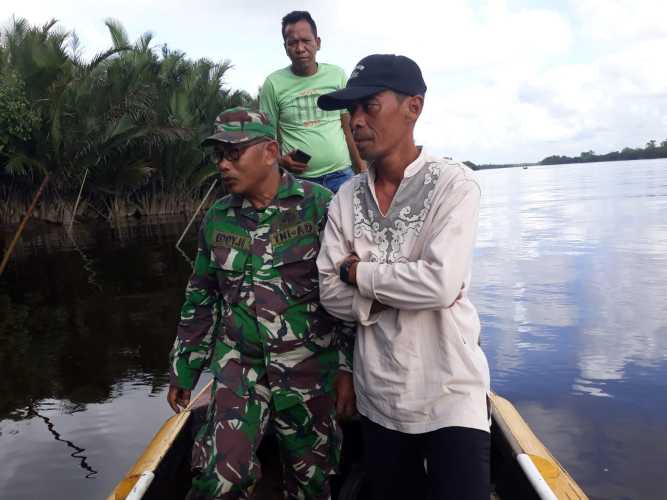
[353,161,442,263]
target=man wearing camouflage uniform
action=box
[167,107,354,500]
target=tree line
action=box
[539,139,667,165]
[464,139,667,171]
[0,17,252,224]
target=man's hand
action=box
[280,152,309,174]
[370,300,390,315]
[334,371,356,419]
[340,254,360,286]
[167,385,192,414]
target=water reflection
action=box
[28,405,98,478]
[65,229,102,292]
[0,218,198,422]
[475,159,667,392]
[0,215,200,498]
[473,159,667,499]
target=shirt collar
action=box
[276,169,305,200]
[367,147,428,182]
[218,168,304,210]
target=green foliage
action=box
[0,71,40,148]
[0,17,253,222]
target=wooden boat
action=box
[108,382,588,500]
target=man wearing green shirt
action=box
[260,10,364,193]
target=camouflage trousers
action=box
[188,377,341,500]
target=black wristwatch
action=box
[340,260,356,285]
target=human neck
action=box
[291,61,318,77]
[246,166,281,209]
[374,141,421,186]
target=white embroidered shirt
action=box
[317,150,490,434]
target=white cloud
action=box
[572,0,667,42]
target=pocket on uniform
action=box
[273,237,320,300]
[212,246,249,304]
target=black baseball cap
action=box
[318,54,427,111]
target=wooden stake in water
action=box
[68,168,89,233]
[175,179,219,264]
[0,174,51,276]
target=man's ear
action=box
[406,95,424,122]
[264,140,280,163]
[316,37,321,51]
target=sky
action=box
[3,0,667,164]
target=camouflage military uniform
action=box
[169,170,351,500]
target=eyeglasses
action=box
[210,138,268,164]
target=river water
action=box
[1,159,666,499]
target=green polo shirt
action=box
[260,63,351,178]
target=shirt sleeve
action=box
[317,186,381,327]
[355,179,481,310]
[259,76,279,129]
[169,217,221,390]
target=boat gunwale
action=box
[108,386,588,500]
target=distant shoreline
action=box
[467,162,534,170]
[466,151,667,171]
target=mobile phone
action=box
[291,149,312,164]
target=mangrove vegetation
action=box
[0,17,252,225]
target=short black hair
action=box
[281,11,317,40]
[392,91,409,103]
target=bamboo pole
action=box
[0,174,51,277]
[175,179,218,252]
[68,168,89,233]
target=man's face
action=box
[213,139,276,195]
[283,20,320,72]
[347,91,414,161]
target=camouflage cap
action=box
[201,106,276,147]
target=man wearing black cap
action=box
[316,55,491,500]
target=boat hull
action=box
[108,387,587,500]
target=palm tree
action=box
[1,17,251,226]
[0,18,128,220]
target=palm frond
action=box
[40,19,59,37]
[104,18,129,49]
[136,32,154,52]
[84,46,129,72]
[3,152,46,177]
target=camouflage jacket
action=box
[169,171,352,411]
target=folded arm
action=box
[355,179,481,310]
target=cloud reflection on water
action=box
[472,159,667,498]
[474,159,667,394]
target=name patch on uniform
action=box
[213,231,251,251]
[271,222,316,246]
